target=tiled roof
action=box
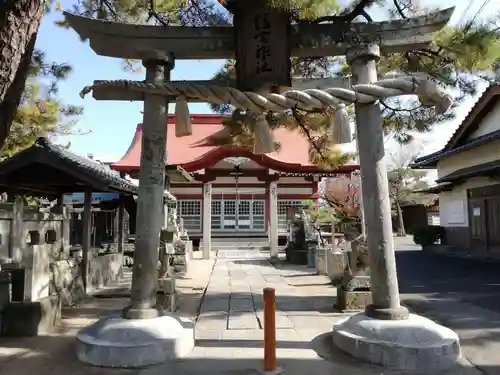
[436,159,500,184]
[442,83,497,151]
[112,114,357,173]
[411,129,500,169]
[412,83,500,168]
[34,138,138,194]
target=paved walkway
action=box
[143,249,481,375]
[0,247,487,375]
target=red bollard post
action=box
[263,287,277,372]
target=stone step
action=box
[200,238,270,250]
[207,236,268,242]
[201,244,270,250]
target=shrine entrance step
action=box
[200,237,270,251]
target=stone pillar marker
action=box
[10,196,24,264]
[117,196,125,277]
[269,180,278,258]
[202,182,212,259]
[82,187,92,295]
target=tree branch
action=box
[148,0,169,26]
[291,108,328,164]
[380,100,422,113]
[393,0,407,19]
[313,0,376,24]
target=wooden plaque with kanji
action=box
[232,0,291,92]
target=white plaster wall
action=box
[213,186,266,194]
[439,176,499,228]
[213,176,261,184]
[279,177,309,184]
[170,186,202,195]
[437,138,500,178]
[468,102,500,139]
[277,186,312,195]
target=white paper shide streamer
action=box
[174,95,192,137]
[253,113,275,154]
[330,104,352,144]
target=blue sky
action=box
[35,0,498,164]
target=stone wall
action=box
[49,252,123,307]
[0,204,124,306]
[50,259,85,306]
[89,252,123,291]
[0,203,126,336]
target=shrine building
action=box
[112,114,359,248]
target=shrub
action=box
[413,225,444,246]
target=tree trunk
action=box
[0,0,44,151]
[395,199,406,237]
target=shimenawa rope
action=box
[80,76,453,154]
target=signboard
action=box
[232,0,291,92]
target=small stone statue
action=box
[285,208,314,265]
[172,239,187,273]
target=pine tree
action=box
[2,0,499,166]
[0,1,84,153]
[1,77,85,160]
[63,0,498,167]
[205,2,500,165]
[1,42,85,160]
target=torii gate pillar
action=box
[331,44,460,372]
[75,57,195,368]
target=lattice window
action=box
[177,200,202,232]
[252,200,265,230]
[253,201,265,216]
[211,201,222,230]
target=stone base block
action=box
[76,313,195,368]
[157,277,176,312]
[332,313,460,371]
[158,277,175,294]
[335,289,372,312]
[287,249,308,265]
[315,248,326,275]
[157,292,176,312]
[326,250,345,285]
[1,295,61,337]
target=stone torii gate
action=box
[65,3,460,371]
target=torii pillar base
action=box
[332,313,460,372]
[75,312,194,368]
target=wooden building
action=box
[412,84,500,258]
[112,114,359,251]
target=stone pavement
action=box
[0,248,488,375]
[142,249,481,375]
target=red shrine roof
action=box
[112,114,358,174]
